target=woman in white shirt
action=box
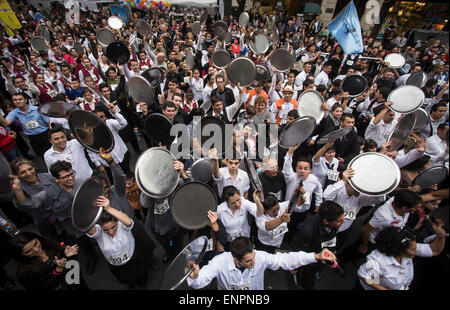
[255,195,296,253]
[87,196,150,288]
[357,225,445,290]
[188,68,204,103]
[312,141,340,190]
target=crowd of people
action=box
[0,1,448,291]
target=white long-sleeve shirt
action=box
[323,180,385,232]
[426,134,448,167]
[44,139,94,181]
[187,250,317,290]
[216,198,257,242]
[255,201,290,248]
[282,153,323,211]
[364,118,398,148]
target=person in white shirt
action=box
[44,125,95,181]
[357,225,445,290]
[255,194,306,252]
[312,141,340,189]
[323,168,386,263]
[294,63,312,88]
[359,189,422,256]
[364,101,397,148]
[425,123,449,167]
[395,64,422,87]
[210,147,250,199]
[87,196,150,288]
[186,236,336,290]
[283,144,323,242]
[216,185,264,246]
[91,105,129,172]
[314,62,332,87]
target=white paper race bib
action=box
[24,119,39,129]
[229,283,251,290]
[272,225,288,239]
[184,77,190,84]
[206,238,214,252]
[109,252,130,265]
[344,206,356,220]
[321,237,336,249]
[62,154,72,163]
[91,74,98,81]
[154,199,170,215]
[326,169,339,182]
[380,132,390,140]
[227,231,242,242]
[141,65,149,71]
[346,60,354,66]
[344,107,353,114]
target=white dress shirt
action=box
[187,250,317,290]
[295,70,308,88]
[216,198,258,241]
[426,134,448,167]
[312,156,340,188]
[213,167,250,198]
[323,180,386,232]
[256,201,289,248]
[368,197,410,243]
[87,220,135,266]
[394,149,425,168]
[283,153,323,211]
[364,118,398,148]
[314,70,329,86]
[357,244,433,290]
[44,139,94,180]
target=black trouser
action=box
[296,262,324,289]
[27,130,51,159]
[153,227,183,257]
[255,237,278,254]
[286,212,308,244]
[0,230,12,283]
[336,229,366,265]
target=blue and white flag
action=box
[327,1,363,55]
[110,5,128,25]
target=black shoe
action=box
[1,277,15,290]
[162,252,172,264]
[86,256,97,275]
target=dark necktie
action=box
[324,162,337,189]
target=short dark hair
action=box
[262,194,279,212]
[375,226,416,257]
[426,78,438,88]
[378,86,390,100]
[48,124,66,139]
[330,88,343,97]
[393,189,422,209]
[162,101,176,110]
[340,113,355,122]
[230,236,254,261]
[210,94,221,105]
[318,201,344,222]
[99,83,109,91]
[49,160,72,178]
[296,157,312,169]
[316,84,327,93]
[222,185,240,202]
[363,138,378,151]
[287,110,299,118]
[431,101,447,112]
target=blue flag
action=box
[327,1,363,55]
[110,5,128,25]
